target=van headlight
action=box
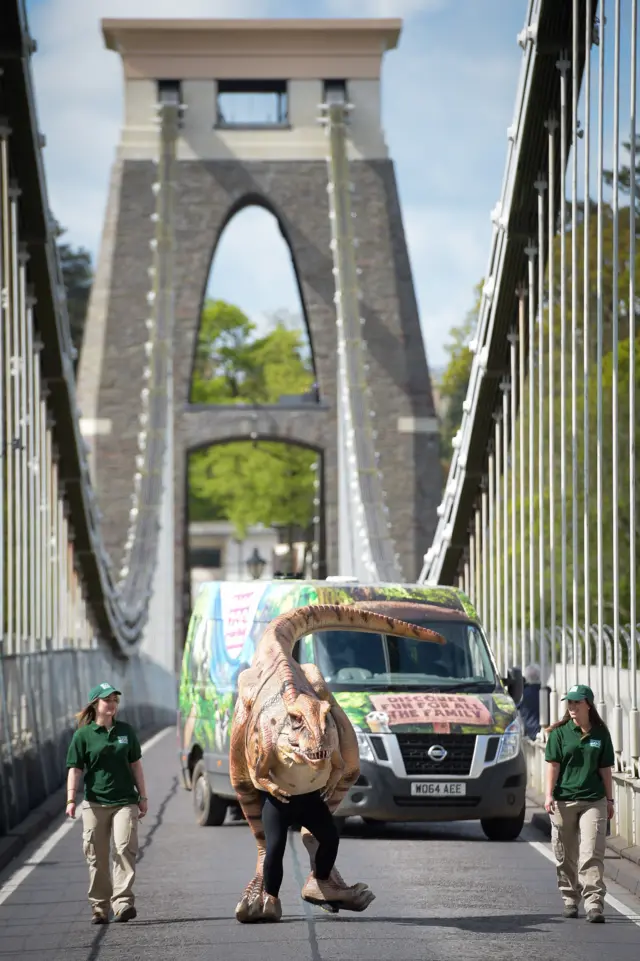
[496,719,521,763]
[355,729,375,762]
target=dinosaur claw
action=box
[301,877,375,914]
[235,878,282,924]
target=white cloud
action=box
[404,206,487,370]
[26,0,524,372]
[325,0,445,15]
[206,207,304,337]
[28,0,273,250]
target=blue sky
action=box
[24,0,536,371]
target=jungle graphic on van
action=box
[177,581,517,761]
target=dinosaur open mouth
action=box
[300,749,331,762]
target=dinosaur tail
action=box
[264,603,447,659]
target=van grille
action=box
[396,733,476,776]
[394,796,480,808]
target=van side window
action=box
[468,626,486,677]
[297,634,315,665]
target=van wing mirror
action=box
[503,666,523,705]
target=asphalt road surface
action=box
[0,728,638,961]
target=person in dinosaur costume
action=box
[229,603,446,922]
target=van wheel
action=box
[480,806,525,841]
[192,760,227,826]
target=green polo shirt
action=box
[545,721,615,801]
[66,720,142,806]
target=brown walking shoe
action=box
[586,909,605,923]
[114,905,137,922]
[91,909,108,925]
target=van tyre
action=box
[192,760,227,826]
[480,805,525,841]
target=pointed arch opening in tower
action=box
[186,438,324,603]
[189,203,319,408]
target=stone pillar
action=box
[77,18,442,662]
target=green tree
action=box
[57,232,93,369]
[437,281,482,474]
[189,441,317,568]
[496,178,639,652]
[603,134,640,213]
[188,299,317,565]
[190,300,313,404]
[441,138,638,655]
[190,300,256,402]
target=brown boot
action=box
[301,875,375,913]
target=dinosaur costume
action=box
[229,603,446,922]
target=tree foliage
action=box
[439,140,639,637]
[57,232,93,369]
[188,300,317,550]
[437,281,482,474]
[189,441,318,542]
[603,135,640,213]
[190,300,314,405]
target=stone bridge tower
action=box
[77,18,442,658]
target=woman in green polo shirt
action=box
[65,682,149,925]
[544,684,615,924]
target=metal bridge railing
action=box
[320,88,402,583]
[1,0,179,659]
[421,0,639,846]
[0,646,169,834]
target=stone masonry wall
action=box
[79,157,442,650]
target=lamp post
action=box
[246,547,266,580]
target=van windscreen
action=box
[309,620,498,691]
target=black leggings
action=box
[260,790,339,897]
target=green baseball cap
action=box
[561,683,594,703]
[88,682,121,703]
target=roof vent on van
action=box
[325,575,360,584]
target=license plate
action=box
[410,781,467,796]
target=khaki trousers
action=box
[550,797,607,911]
[81,802,139,915]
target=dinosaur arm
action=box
[299,663,359,813]
[254,746,291,803]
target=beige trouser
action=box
[81,802,139,915]
[550,797,607,911]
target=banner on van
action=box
[219,584,263,661]
[369,692,493,729]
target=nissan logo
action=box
[428,745,448,762]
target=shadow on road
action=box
[316,911,635,930]
[339,820,489,842]
[137,776,180,864]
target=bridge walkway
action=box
[0,728,638,961]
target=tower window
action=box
[215,80,288,128]
[323,80,348,104]
[157,79,182,105]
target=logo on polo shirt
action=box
[589,739,601,748]
[117,735,129,745]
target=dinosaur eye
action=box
[290,714,304,729]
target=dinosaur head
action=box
[276,695,338,771]
[254,604,447,795]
